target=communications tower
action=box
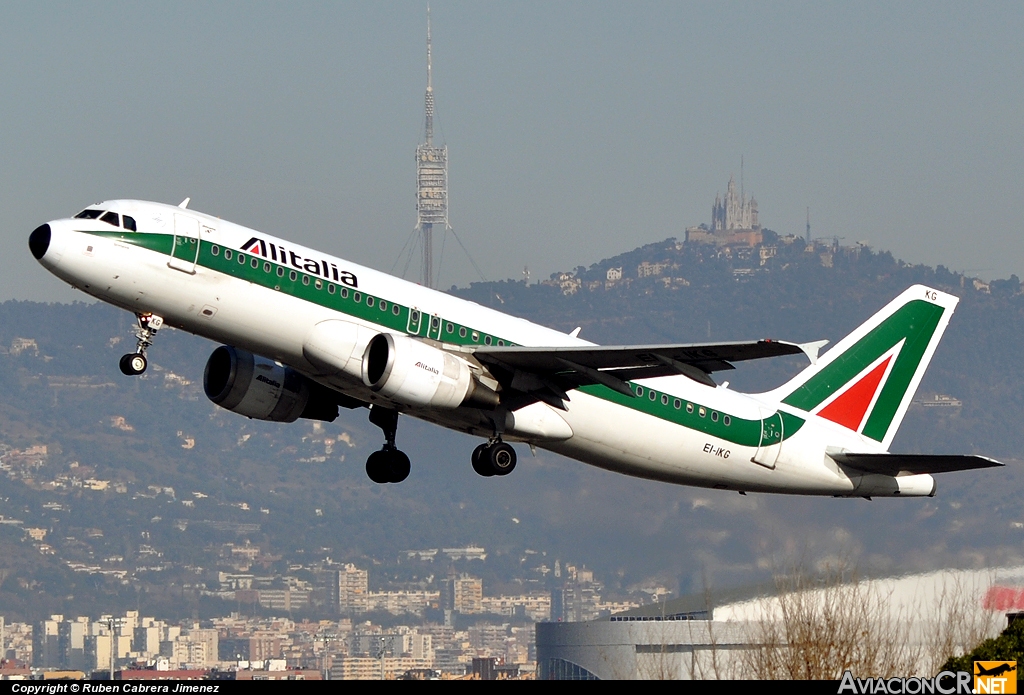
[415,7,449,288]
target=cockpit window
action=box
[74,209,104,220]
[100,211,119,227]
[123,215,137,232]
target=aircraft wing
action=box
[830,453,1004,476]
[472,339,811,408]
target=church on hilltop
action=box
[687,174,763,247]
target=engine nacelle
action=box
[361,333,499,409]
[204,346,338,422]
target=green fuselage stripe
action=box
[87,229,805,447]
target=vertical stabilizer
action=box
[761,285,958,448]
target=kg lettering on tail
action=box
[29,198,1002,495]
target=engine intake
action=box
[204,346,340,422]
[361,333,499,409]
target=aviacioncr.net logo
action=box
[838,670,973,694]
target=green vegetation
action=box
[943,618,1024,678]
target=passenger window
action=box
[649,390,657,401]
[289,270,297,281]
[328,284,336,294]
[224,250,233,260]
[459,326,467,338]
[302,275,310,286]
[366,296,374,307]
[497,340,505,346]
[723,415,731,426]
[277,266,284,277]
[471,332,479,342]
[263,262,271,273]
[101,211,119,227]
[74,209,104,220]
[392,304,400,315]
[636,386,644,397]
[353,292,362,303]
[379,300,387,311]
[238,254,246,264]
[123,215,137,231]
[341,288,349,299]
[686,403,693,414]
[211,245,220,256]
[251,258,259,269]
[446,323,454,333]
[315,279,323,290]
[673,399,681,409]
[431,317,440,329]
[698,407,706,418]
[711,411,719,422]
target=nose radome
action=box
[29,224,51,260]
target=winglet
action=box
[568,327,582,338]
[797,339,829,365]
[178,197,191,209]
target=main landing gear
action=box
[472,439,517,477]
[119,313,163,376]
[365,406,410,484]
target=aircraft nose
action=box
[29,223,51,260]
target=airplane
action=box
[27,199,1002,497]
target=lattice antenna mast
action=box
[415,5,448,288]
[425,8,433,146]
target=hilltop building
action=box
[686,174,763,247]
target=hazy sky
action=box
[3,2,1022,302]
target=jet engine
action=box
[204,345,339,422]
[361,333,499,409]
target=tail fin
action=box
[762,285,957,448]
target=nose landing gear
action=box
[472,440,517,477]
[366,406,411,484]
[119,313,163,376]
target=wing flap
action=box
[474,339,805,374]
[472,339,810,407]
[831,453,1004,476]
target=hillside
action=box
[0,235,1021,620]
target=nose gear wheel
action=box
[119,313,163,376]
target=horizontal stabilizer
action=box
[830,452,1004,476]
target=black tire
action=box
[365,450,390,484]
[471,443,494,477]
[119,353,147,376]
[386,449,411,483]
[489,442,517,476]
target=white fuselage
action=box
[32,200,935,497]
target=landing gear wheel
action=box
[366,447,411,484]
[366,450,391,484]
[472,443,494,477]
[119,353,148,376]
[386,449,411,483]
[488,442,517,476]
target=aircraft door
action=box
[427,314,442,340]
[752,410,783,469]
[168,214,201,274]
[406,308,423,335]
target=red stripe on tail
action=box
[817,356,891,432]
